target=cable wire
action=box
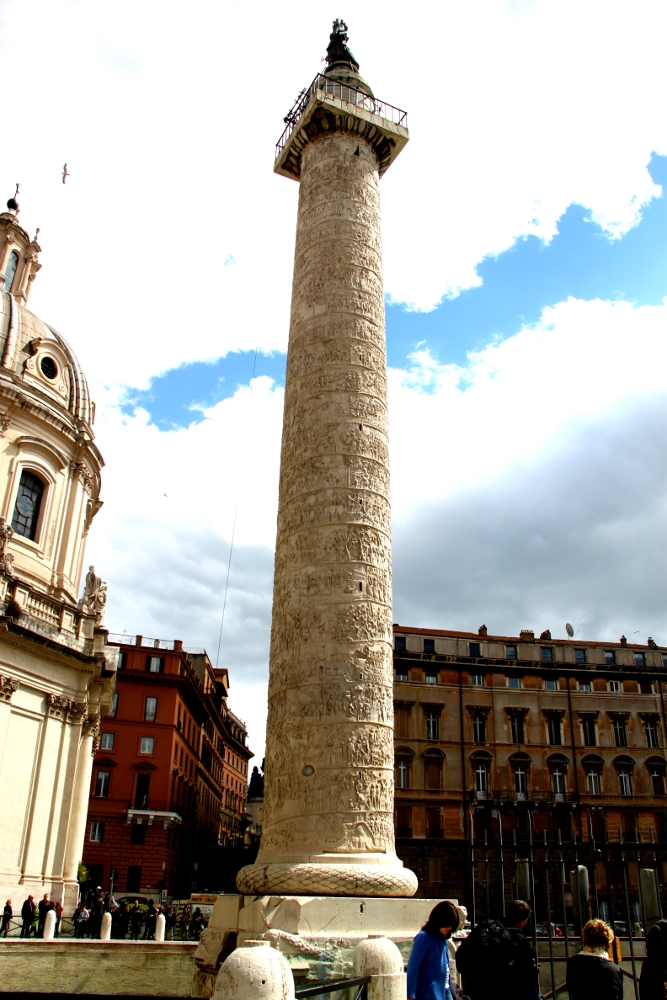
[215,347,259,668]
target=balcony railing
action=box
[276,73,408,158]
[470,788,575,804]
[107,632,206,655]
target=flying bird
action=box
[62,164,70,184]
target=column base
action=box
[236,863,418,898]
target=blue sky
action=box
[126,153,666,429]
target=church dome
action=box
[0,201,103,608]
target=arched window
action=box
[614,755,635,797]
[583,754,604,795]
[471,751,492,799]
[11,469,45,540]
[510,752,532,800]
[2,251,19,294]
[395,748,414,790]
[547,754,570,801]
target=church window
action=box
[2,251,19,293]
[40,356,58,380]
[11,470,44,540]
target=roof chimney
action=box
[520,630,535,642]
[478,625,487,636]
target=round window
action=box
[15,494,35,517]
[40,356,58,380]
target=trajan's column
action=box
[237,21,416,898]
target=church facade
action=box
[0,195,116,911]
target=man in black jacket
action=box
[457,899,540,1000]
[20,895,35,937]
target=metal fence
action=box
[276,73,408,158]
[467,811,665,999]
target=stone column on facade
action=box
[62,711,98,884]
[237,43,415,897]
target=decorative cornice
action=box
[466,705,491,715]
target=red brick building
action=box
[83,634,252,897]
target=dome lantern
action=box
[0,187,41,305]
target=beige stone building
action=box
[0,193,116,911]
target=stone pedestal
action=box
[194,894,461,997]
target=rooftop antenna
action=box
[565,623,574,638]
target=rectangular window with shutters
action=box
[646,719,660,748]
[424,758,442,790]
[545,679,558,691]
[586,770,602,795]
[426,808,443,838]
[471,674,484,687]
[118,652,128,669]
[89,821,104,842]
[130,824,146,845]
[395,706,411,738]
[613,718,628,747]
[428,856,442,882]
[581,717,597,746]
[126,866,142,892]
[618,770,633,796]
[510,714,525,744]
[609,680,621,693]
[473,713,486,743]
[575,649,586,664]
[475,763,489,796]
[425,711,440,741]
[506,645,517,660]
[541,647,554,662]
[605,650,616,665]
[100,732,115,751]
[134,773,150,809]
[548,716,562,746]
[147,656,164,673]
[634,652,646,666]
[140,736,154,754]
[95,770,110,797]
[396,759,411,789]
[396,806,412,837]
[145,697,157,722]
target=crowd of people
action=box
[406,897,667,1000]
[1,888,207,941]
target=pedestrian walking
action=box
[20,895,35,937]
[407,900,461,1000]
[456,899,540,1000]
[88,890,104,939]
[640,919,667,999]
[73,902,87,938]
[165,904,177,941]
[118,901,130,940]
[54,900,63,937]
[1,899,12,937]
[130,901,143,941]
[143,899,157,940]
[190,906,206,941]
[37,893,52,937]
[566,918,622,1000]
[179,903,191,940]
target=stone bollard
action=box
[214,940,295,1000]
[155,913,166,942]
[357,936,406,1000]
[100,912,112,940]
[42,910,56,940]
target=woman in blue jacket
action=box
[407,900,460,1000]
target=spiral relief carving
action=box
[244,126,415,897]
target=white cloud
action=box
[86,297,667,753]
[2,0,664,752]
[0,0,664,390]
